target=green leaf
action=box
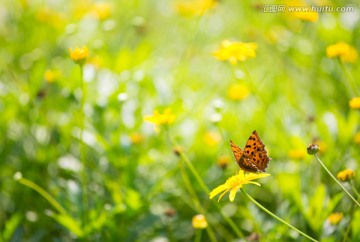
[2,213,22,241]
[49,213,84,238]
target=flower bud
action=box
[307,144,320,155]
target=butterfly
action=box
[230,130,271,173]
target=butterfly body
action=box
[230,130,271,173]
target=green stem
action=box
[240,63,267,108]
[350,180,360,198]
[314,154,360,207]
[17,177,67,215]
[194,229,202,242]
[167,134,244,238]
[79,65,88,225]
[241,189,318,242]
[338,59,359,96]
[178,161,218,242]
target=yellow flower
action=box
[291,11,318,22]
[337,169,354,182]
[204,131,221,146]
[285,0,318,22]
[192,214,208,229]
[92,3,111,20]
[129,133,144,145]
[326,42,358,63]
[288,148,306,160]
[354,132,360,144]
[313,140,327,154]
[349,97,360,109]
[213,40,257,65]
[143,108,176,131]
[209,170,270,202]
[175,0,217,16]
[217,155,231,169]
[44,69,62,83]
[36,8,64,28]
[69,46,89,65]
[328,212,343,225]
[227,84,250,101]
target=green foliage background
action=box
[0,0,360,241]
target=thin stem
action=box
[167,133,244,238]
[79,65,88,225]
[194,229,202,242]
[17,177,67,215]
[342,206,353,242]
[178,161,218,242]
[241,189,318,242]
[314,154,360,207]
[350,180,360,198]
[338,59,359,96]
[240,63,267,108]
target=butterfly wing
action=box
[243,130,270,172]
[230,140,243,162]
[230,140,260,172]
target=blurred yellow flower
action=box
[72,0,92,19]
[291,11,318,22]
[213,40,257,65]
[288,148,306,160]
[328,212,343,225]
[129,133,144,145]
[337,169,354,182]
[227,84,250,100]
[36,8,64,29]
[143,108,176,131]
[326,42,358,63]
[313,140,327,154]
[349,97,360,109]
[192,214,208,229]
[92,3,111,20]
[44,69,62,83]
[69,46,89,65]
[175,0,217,16]
[285,0,318,22]
[354,132,360,144]
[209,170,270,202]
[217,155,231,169]
[204,131,221,146]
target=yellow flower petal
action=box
[192,214,208,229]
[328,212,343,225]
[213,40,257,64]
[175,0,217,17]
[143,108,176,131]
[227,84,250,101]
[209,184,227,199]
[69,46,89,65]
[209,170,270,202]
[327,42,358,63]
[248,181,261,186]
[218,188,231,202]
[337,169,354,182]
[349,97,360,109]
[229,187,239,202]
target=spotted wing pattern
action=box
[230,140,259,173]
[230,140,243,162]
[243,130,270,172]
[230,130,271,173]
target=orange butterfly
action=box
[230,130,271,173]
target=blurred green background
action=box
[1,0,360,241]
